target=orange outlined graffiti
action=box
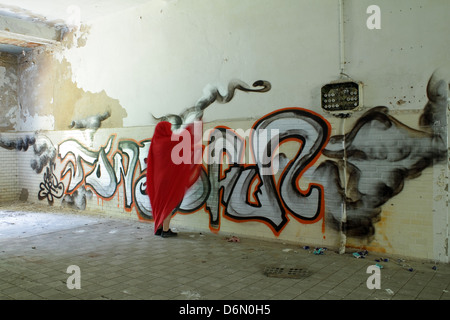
[195,108,331,235]
[56,108,330,236]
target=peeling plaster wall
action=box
[16,46,127,132]
[0,52,19,131]
[59,0,342,127]
[0,53,20,201]
[1,0,449,262]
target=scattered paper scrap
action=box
[226,236,240,243]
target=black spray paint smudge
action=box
[419,73,448,136]
[61,185,93,210]
[0,135,35,151]
[0,134,58,174]
[315,72,447,238]
[69,110,111,130]
[152,79,271,130]
[31,136,57,174]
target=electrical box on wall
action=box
[321,81,363,117]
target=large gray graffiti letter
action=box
[263,109,330,221]
[226,164,286,231]
[133,140,152,218]
[59,139,99,193]
[203,127,245,228]
[178,169,210,213]
[225,121,286,230]
[113,140,141,208]
[85,136,117,198]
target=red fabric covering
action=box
[146,121,201,233]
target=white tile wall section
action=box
[0,146,19,202]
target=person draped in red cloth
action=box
[146,121,201,237]
[146,80,270,237]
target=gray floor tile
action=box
[0,202,449,301]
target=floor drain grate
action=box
[263,266,311,279]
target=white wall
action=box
[54,0,450,128]
[59,0,342,126]
[343,0,450,109]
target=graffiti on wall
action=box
[38,164,64,202]
[58,135,151,213]
[190,108,331,234]
[152,80,271,130]
[49,72,447,238]
[316,107,447,237]
[54,107,331,235]
[0,133,61,203]
[0,73,446,240]
[315,72,448,237]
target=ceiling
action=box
[0,0,152,54]
[0,0,152,24]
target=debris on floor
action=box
[225,235,240,243]
[371,256,420,273]
[393,258,414,272]
[313,247,326,255]
[375,257,389,262]
[181,290,201,300]
[385,288,394,295]
[352,250,368,258]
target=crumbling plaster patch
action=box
[15,24,127,132]
[0,52,19,131]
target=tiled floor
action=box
[0,202,449,301]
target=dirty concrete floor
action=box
[0,201,449,301]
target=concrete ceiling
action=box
[0,0,153,24]
[0,0,152,54]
